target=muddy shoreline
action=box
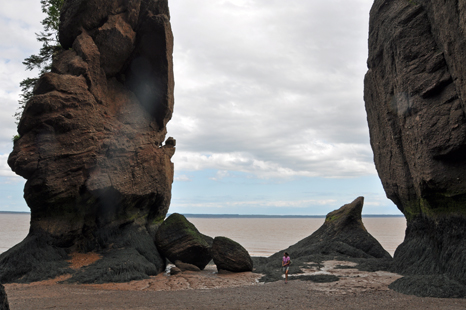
[5,260,466,309]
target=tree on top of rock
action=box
[16,0,64,124]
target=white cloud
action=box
[173,140,375,179]
[0,154,18,178]
[173,198,337,210]
[209,170,230,181]
[174,174,192,182]
[0,0,44,154]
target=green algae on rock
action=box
[155,213,212,270]
[211,236,253,272]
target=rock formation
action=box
[155,214,212,270]
[169,266,182,275]
[254,197,391,282]
[174,260,201,272]
[211,237,253,272]
[1,0,174,283]
[0,284,9,310]
[275,197,391,260]
[365,0,466,297]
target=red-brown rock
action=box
[1,0,174,284]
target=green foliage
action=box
[12,134,21,143]
[16,0,65,124]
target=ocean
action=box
[188,216,406,257]
[0,213,406,257]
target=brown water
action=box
[189,217,406,257]
[0,213,30,254]
[0,214,406,257]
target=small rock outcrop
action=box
[155,214,212,270]
[277,197,391,260]
[174,260,201,272]
[2,0,174,283]
[0,284,9,310]
[254,197,391,282]
[169,267,181,276]
[364,0,466,297]
[211,237,253,272]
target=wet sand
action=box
[5,260,466,309]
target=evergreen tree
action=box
[16,0,64,123]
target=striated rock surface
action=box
[211,237,253,273]
[155,214,212,270]
[364,0,466,297]
[2,0,174,283]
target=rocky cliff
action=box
[1,0,174,283]
[364,0,466,296]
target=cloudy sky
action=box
[0,0,400,215]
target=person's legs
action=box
[285,268,289,283]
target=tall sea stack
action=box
[1,0,175,283]
[364,0,466,294]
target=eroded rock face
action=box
[276,197,391,260]
[2,0,174,283]
[365,0,466,295]
[155,214,212,270]
[254,197,391,283]
[211,237,253,273]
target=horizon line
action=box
[0,211,404,218]
[173,213,404,218]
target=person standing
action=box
[282,252,291,284]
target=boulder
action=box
[364,0,466,296]
[2,0,174,283]
[211,237,253,272]
[0,284,9,310]
[174,260,201,272]
[169,267,182,276]
[155,214,212,270]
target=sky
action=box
[0,0,401,215]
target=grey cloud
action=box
[168,0,375,178]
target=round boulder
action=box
[155,213,212,270]
[211,236,253,272]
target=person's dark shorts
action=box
[283,266,289,272]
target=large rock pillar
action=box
[364,0,466,294]
[1,0,175,283]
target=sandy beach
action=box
[5,260,466,310]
